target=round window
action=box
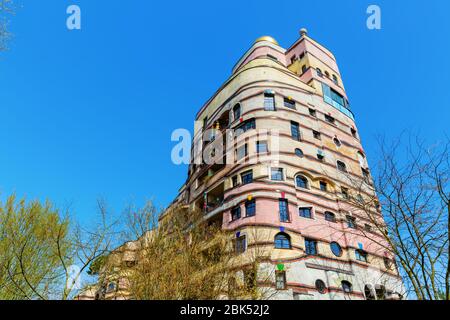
[295,148,304,158]
[315,279,326,294]
[330,242,343,257]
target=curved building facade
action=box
[172,30,404,300]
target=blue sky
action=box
[0,0,449,223]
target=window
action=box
[351,127,357,138]
[337,160,347,172]
[365,285,376,300]
[319,181,328,192]
[355,249,368,262]
[341,281,352,293]
[275,271,287,290]
[325,114,335,124]
[284,97,296,109]
[341,187,349,199]
[364,224,372,232]
[235,235,246,254]
[313,130,321,140]
[357,151,367,167]
[241,170,253,185]
[384,257,393,270]
[301,65,307,74]
[290,55,297,64]
[317,149,325,161]
[275,233,291,249]
[333,137,342,147]
[330,242,343,257]
[376,285,386,300]
[325,71,330,78]
[296,175,308,189]
[332,74,339,85]
[232,175,238,187]
[305,239,317,255]
[235,119,256,137]
[299,207,312,219]
[362,168,371,183]
[271,168,284,181]
[256,141,268,154]
[107,282,117,293]
[299,52,305,60]
[346,216,356,229]
[245,199,256,217]
[315,280,326,294]
[279,199,289,222]
[316,68,323,77]
[322,83,348,109]
[231,206,241,221]
[267,54,278,61]
[236,144,248,160]
[324,211,336,222]
[291,121,301,141]
[295,148,304,158]
[309,108,317,117]
[357,194,364,203]
[264,92,276,111]
[203,117,208,132]
[233,103,241,121]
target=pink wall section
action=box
[235,46,287,72]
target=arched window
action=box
[295,148,304,158]
[357,151,367,168]
[337,160,347,172]
[364,285,376,300]
[325,71,330,78]
[330,242,343,257]
[315,280,326,294]
[274,233,291,249]
[316,68,323,77]
[233,103,241,121]
[332,74,339,85]
[324,211,336,223]
[296,175,308,189]
[341,280,352,293]
[333,137,342,147]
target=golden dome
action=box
[254,36,279,46]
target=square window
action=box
[299,207,312,219]
[313,130,321,140]
[256,141,268,154]
[231,206,241,221]
[271,168,284,181]
[309,108,317,117]
[284,98,296,109]
[241,170,253,185]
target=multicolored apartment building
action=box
[168,29,404,300]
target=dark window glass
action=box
[274,233,291,249]
[365,285,376,300]
[330,242,342,257]
[305,239,317,255]
[233,104,241,121]
[299,207,312,219]
[279,199,289,222]
[232,176,238,187]
[296,175,308,189]
[341,187,349,199]
[347,216,356,229]
[316,68,323,77]
[235,119,256,137]
[313,130,321,140]
[284,98,296,109]
[301,65,307,74]
[324,211,336,222]
[291,121,301,141]
[320,181,328,192]
[245,200,256,217]
[342,281,352,293]
[337,161,347,172]
[315,280,326,294]
[235,235,246,254]
[231,206,241,221]
[351,127,357,138]
[356,249,368,262]
[271,168,284,181]
[325,114,335,124]
[333,137,342,147]
[241,170,253,185]
[309,108,317,117]
[295,148,304,158]
[332,74,339,85]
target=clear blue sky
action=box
[1,0,449,223]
